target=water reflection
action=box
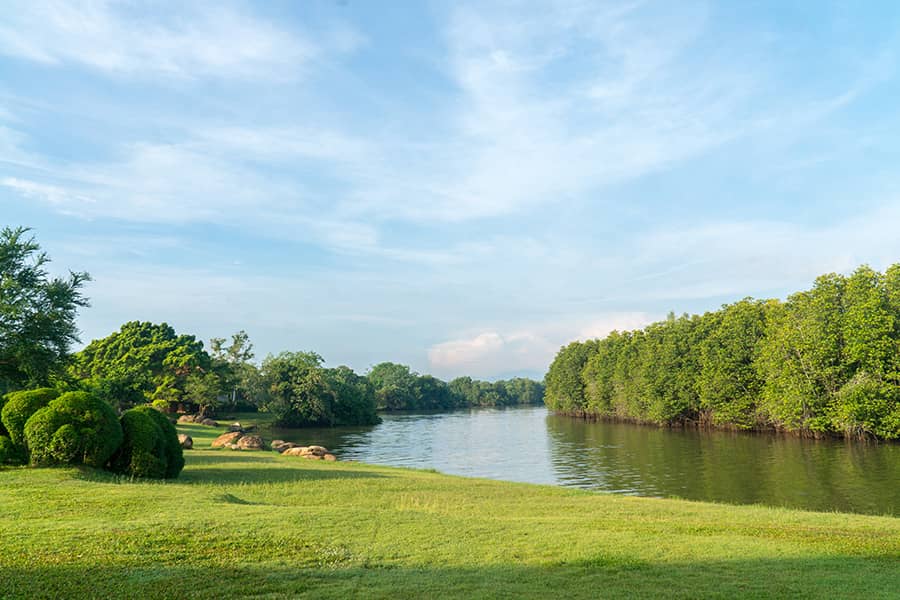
[545,413,900,515]
[265,406,899,515]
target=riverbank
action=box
[0,422,897,599]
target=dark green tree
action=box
[70,321,211,411]
[210,330,259,409]
[261,352,379,427]
[0,227,90,393]
[544,340,599,414]
[367,362,421,410]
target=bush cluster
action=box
[25,391,123,468]
[0,388,185,479]
[109,406,183,479]
[1,388,59,447]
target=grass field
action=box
[1,422,898,599]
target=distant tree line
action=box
[366,362,544,411]
[1,227,544,435]
[545,265,900,440]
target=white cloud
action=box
[0,0,317,80]
[1,176,94,209]
[427,312,658,379]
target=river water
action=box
[268,405,899,516]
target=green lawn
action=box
[1,422,898,599]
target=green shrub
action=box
[833,374,900,439]
[24,391,123,468]
[0,435,25,465]
[0,396,8,437]
[133,406,184,478]
[108,409,167,479]
[1,388,59,447]
[107,406,184,479]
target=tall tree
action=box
[697,299,770,428]
[0,226,89,393]
[210,330,258,409]
[70,321,211,410]
[544,340,599,414]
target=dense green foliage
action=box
[70,321,213,410]
[368,362,545,411]
[0,226,89,394]
[0,428,897,599]
[24,391,123,467]
[545,265,900,439]
[261,352,380,427]
[135,405,184,478]
[108,406,183,479]
[108,408,169,478]
[0,387,58,451]
[447,375,545,408]
[0,435,23,465]
[209,330,260,411]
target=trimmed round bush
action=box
[107,406,184,479]
[108,409,168,479]
[0,435,25,465]
[0,396,8,438]
[133,406,184,478]
[24,391,123,468]
[1,388,59,447]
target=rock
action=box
[306,445,328,457]
[200,418,218,427]
[272,441,301,453]
[279,445,336,460]
[226,443,240,450]
[177,415,194,424]
[178,434,193,449]
[236,435,265,450]
[228,422,243,432]
[211,431,243,448]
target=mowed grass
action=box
[1,423,898,599]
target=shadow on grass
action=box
[180,466,388,484]
[2,554,897,599]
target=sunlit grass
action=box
[0,423,897,598]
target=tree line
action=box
[68,327,543,427]
[1,227,543,432]
[545,265,900,440]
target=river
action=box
[267,405,899,516]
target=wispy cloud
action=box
[0,0,318,80]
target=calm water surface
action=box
[268,405,899,516]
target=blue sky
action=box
[3,1,900,380]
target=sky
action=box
[3,0,900,381]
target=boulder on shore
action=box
[211,431,243,448]
[236,435,265,450]
[177,434,193,449]
[271,440,303,453]
[280,444,337,461]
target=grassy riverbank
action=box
[1,423,898,599]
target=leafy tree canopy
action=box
[70,321,211,410]
[0,226,89,393]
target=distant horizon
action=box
[4,1,900,380]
